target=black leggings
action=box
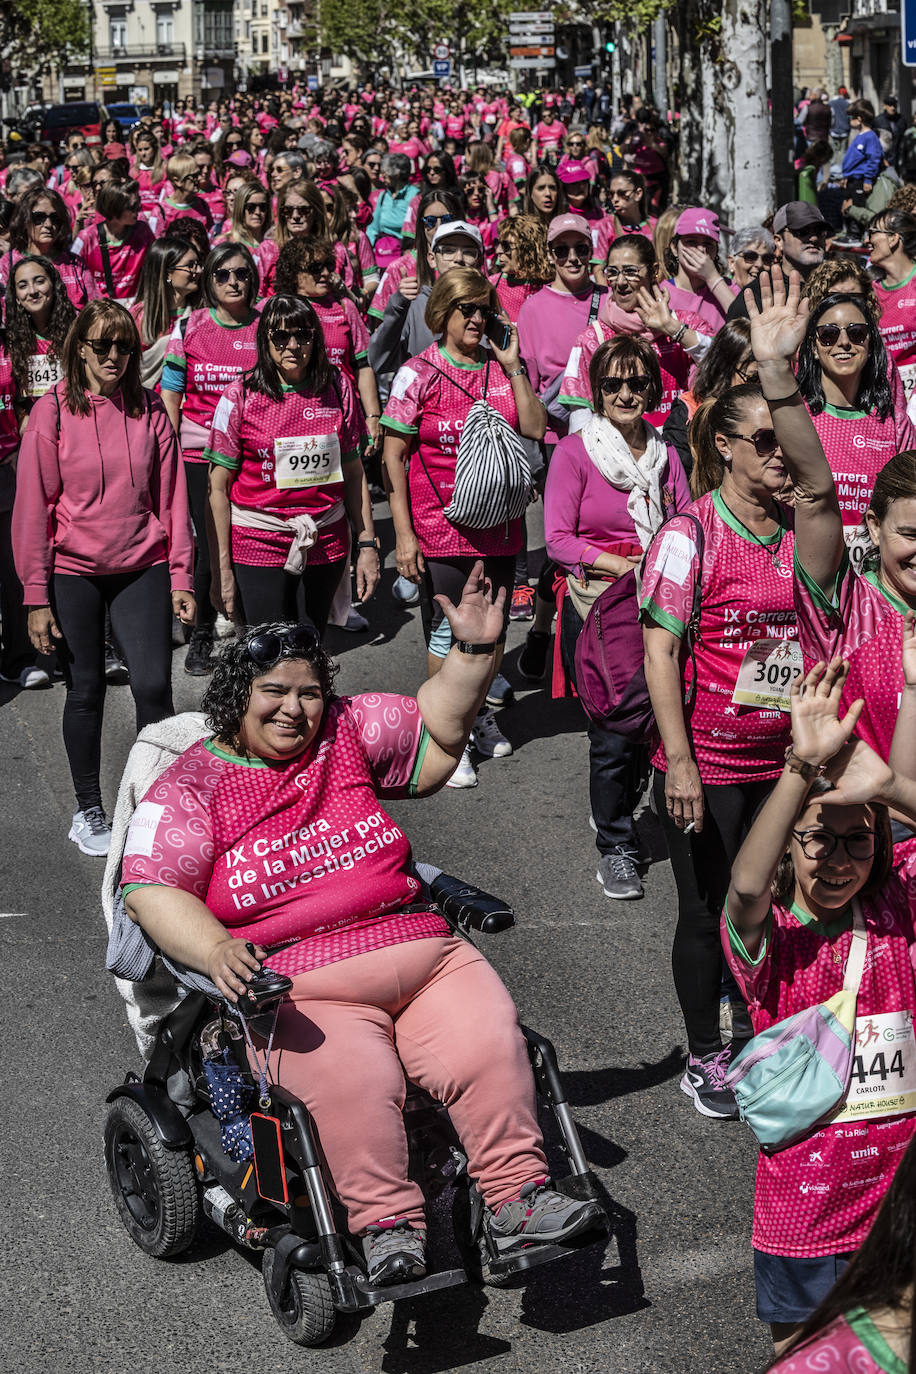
[184,459,215,631]
[652,770,773,1058]
[418,554,514,654]
[52,565,174,810]
[233,559,346,635]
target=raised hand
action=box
[746,268,810,366]
[434,559,507,645]
[789,658,863,767]
[634,283,676,337]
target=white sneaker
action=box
[470,707,513,758]
[392,574,420,606]
[69,806,112,857]
[215,614,236,639]
[1,665,50,689]
[445,745,478,789]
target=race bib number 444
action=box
[274,433,342,490]
[834,1009,916,1122]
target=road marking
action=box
[0,913,26,919]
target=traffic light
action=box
[605,39,615,52]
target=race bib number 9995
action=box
[274,433,342,490]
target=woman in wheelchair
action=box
[121,562,601,1287]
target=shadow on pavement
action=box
[564,1047,686,1106]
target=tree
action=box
[0,0,88,78]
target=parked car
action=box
[40,101,104,149]
[105,103,150,138]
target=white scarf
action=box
[579,413,669,551]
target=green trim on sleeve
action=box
[639,598,686,638]
[724,898,770,967]
[380,416,418,434]
[846,1307,907,1374]
[203,448,241,471]
[406,726,431,798]
[354,349,369,363]
[862,567,912,616]
[557,393,591,409]
[792,546,848,617]
[162,353,187,373]
[121,882,158,898]
[368,305,384,321]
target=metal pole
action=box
[770,0,796,206]
[652,11,667,113]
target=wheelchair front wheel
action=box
[262,1247,336,1346]
[104,1097,200,1258]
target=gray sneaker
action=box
[361,1221,426,1285]
[596,849,643,900]
[69,806,111,857]
[484,1181,604,1256]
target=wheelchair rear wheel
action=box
[262,1247,336,1346]
[104,1097,200,1258]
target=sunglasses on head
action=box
[600,374,652,396]
[726,427,779,456]
[814,322,869,347]
[269,326,315,347]
[455,301,494,320]
[32,211,62,227]
[551,241,592,262]
[85,337,135,358]
[213,266,252,285]
[246,625,319,667]
[739,250,777,266]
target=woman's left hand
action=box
[434,559,506,644]
[354,547,380,603]
[678,243,717,282]
[789,657,864,766]
[172,589,197,625]
[489,314,521,371]
[634,284,676,336]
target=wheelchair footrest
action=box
[486,1221,610,1279]
[330,1265,467,1312]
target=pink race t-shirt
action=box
[593,215,657,266]
[723,872,916,1257]
[489,274,541,324]
[121,695,450,979]
[204,373,362,568]
[310,294,370,386]
[159,194,214,233]
[517,283,607,442]
[811,403,916,538]
[0,347,18,466]
[0,248,99,312]
[369,250,418,321]
[876,266,916,406]
[640,489,797,783]
[72,219,155,300]
[771,1310,906,1373]
[162,307,260,458]
[558,319,695,430]
[533,119,567,153]
[382,343,523,558]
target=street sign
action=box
[508,18,554,31]
[433,42,450,60]
[433,59,452,78]
[509,9,553,18]
[307,73,319,89]
[509,56,557,68]
[95,67,117,86]
[509,45,555,57]
[905,0,916,64]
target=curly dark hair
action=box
[4,254,76,394]
[797,291,892,420]
[202,621,340,752]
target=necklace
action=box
[719,494,784,568]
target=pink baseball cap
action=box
[546,212,591,244]
[556,158,591,185]
[674,207,720,244]
[225,149,254,168]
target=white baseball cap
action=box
[431,219,484,253]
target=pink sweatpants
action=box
[259,936,547,1234]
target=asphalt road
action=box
[1,505,771,1374]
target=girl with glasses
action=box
[217,179,274,277]
[161,245,260,675]
[72,179,154,304]
[2,185,99,312]
[160,153,214,235]
[206,293,379,635]
[396,151,461,244]
[57,147,95,233]
[129,236,202,391]
[11,300,195,856]
[642,377,798,1119]
[592,171,656,279]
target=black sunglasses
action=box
[269,327,316,347]
[246,625,319,667]
[455,301,494,320]
[600,374,652,396]
[726,427,779,456]
[814,322,870,347]
[32,211,63,227]
[551,241,592,262]
[213,266,252,285]
[739,250,777,266]
[85,337,135,358]
[246,200,269,211]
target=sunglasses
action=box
[32,211,63,227]
[421,212,456,229]
[175,261,201,274]
[282,206,312,220]
[600,374,652,396]
[270,326,315,347]
[726,427,779,456]
[308,260,334,275]
[213,267,252,285]
[739,250,777,266]
[550,241,592,262]
[426,163,444,173]
[791,827,876,861]
[246,200,269,211]
[246,625,319,667]
[85,337,135,358]
[606,265,646,281]
[455,301,494,320]
[814,322,869,347]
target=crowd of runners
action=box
[2,76,916,1368]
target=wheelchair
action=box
[103,870,609,1347]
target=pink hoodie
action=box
[13,381,193,604]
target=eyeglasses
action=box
[791,827,876,861]
[606,265,646,281]
[85,337,135,358]
[245,200,269,212]
[814,322,870,347]
[31,211,63,227]
[455,301,493,321]
[725,427,779,455]
[181,172,202,184]
[739,250,777,267]
[307,259,334,275]
[421,212,456,229]
[270,327,315,347]
[567,139,586,148]
[600,374,652,396]
[213,266,252,285]
[246,625,319,667]
[735,363,758,383]
[225,140,243,150]
[550,241,592,262]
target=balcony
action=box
[94,42,187,61]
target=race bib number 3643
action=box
[274,433,342,490]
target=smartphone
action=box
[485,315,512,352]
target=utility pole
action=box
[770,0,796,206]
[652,11,666,113]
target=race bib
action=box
[834,1009,916,1122]
[731,637,802,712]
[25,353,61,400]
[273,433,342,490]
[898,360,916,402]
[844,521,873,575]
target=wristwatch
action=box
[357,537,380,551]
[783,746,827,781]
[505,364,527,379]
[455,640,498,654]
